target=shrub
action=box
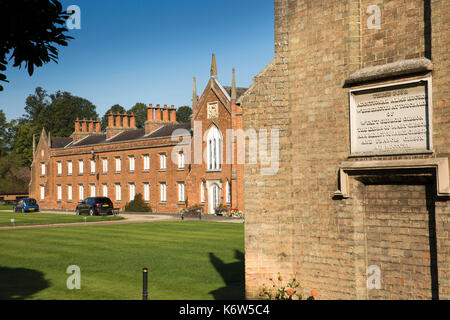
[259,273,316,300]
[124,194,152,213]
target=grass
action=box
[0,205,13,210]
[0,212,123,227]
[0,221,244,300]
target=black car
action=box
[76,197,114,216]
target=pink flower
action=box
[285,288,294,296]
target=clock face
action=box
[207,102,219,119]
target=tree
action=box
[0,109,9,156]
[38,91,98,137]
[176,106,192,123]
[0,0,73,91]
[128,103,148,129]
[0,153,29,194]
[10,87,98,166]
[101,104,126,131]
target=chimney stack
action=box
[145,103,178,135]
[88,119,94,133]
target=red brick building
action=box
[29,55,246,214]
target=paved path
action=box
[0,211,243,231]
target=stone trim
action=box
[335,158,450,198]
[345,58,433,85]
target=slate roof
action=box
[52,123,192,149]
[223,86,249,101]
[50,136,72,149]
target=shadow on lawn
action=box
[0,267,50,300]
[209,250,245,300]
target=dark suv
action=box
[76,197,114,216]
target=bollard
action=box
[142,268,148,300]
[199,207,202,220]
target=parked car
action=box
[76,197,114,216]
[14,198,40,213]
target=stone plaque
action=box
[349,79,432,155]
[207,102,219,119]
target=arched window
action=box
[207,125,222,171]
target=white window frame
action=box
[129,183,135,201]
[57,185,62,201]
[143,155,150,171]
[90,160,96,174]
[226,181,231,204]
[160,183,166,202]
[178,182,185,202]
[79,184,84,201]
[178,152,185,169]
[79,160,84,175]
[207,125,222,171]
[68,185,73,201]
[115,157,121,173]
[129,156,135,172]
[40,185,45,200]
[144,183,150,202]
[90,184,96,197]
[201,181,205,203]
[102,184,108,197]
[102,158,108,173]
[115,183,121,202]
[160,154,166,170]
[68,161,73,176]
[41,163,45,176]
[57,162,62,175]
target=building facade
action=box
[241,0,449,299]
[29,56,246,215]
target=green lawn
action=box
[0,221,244,300]
[0,212,123,227]
[0,205,13,210]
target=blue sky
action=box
[0,0,274,121]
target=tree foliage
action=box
[128,103,147,129]
[176,106,192,123]
[0,0,73,91]
[101,104,126,131]
[0,153,29,194]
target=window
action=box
[40,185,45,200]
[143,155,150,171]
[160,154,166,170]
[115,184,121,201]
[68,161,73,175]
[57,162,62,175]
[90,160,96,174]
[178,152,185,169]
[129,183,135,201]
[79,160,84,175]
[115,157,121,173]
[178,182,185,202]
[102,184,108,197]
[102,158,108,173]
[79,184,84,201]
[207,125,222,171]
[144,183,150,202]
[41,163,45,176]
[90,184,96,197]
[201,181,205,203]
[129,156,135,172]
[68,185,72,201]
[226,181,231,204]
[57,185,62,201]
[160,183,166,202]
